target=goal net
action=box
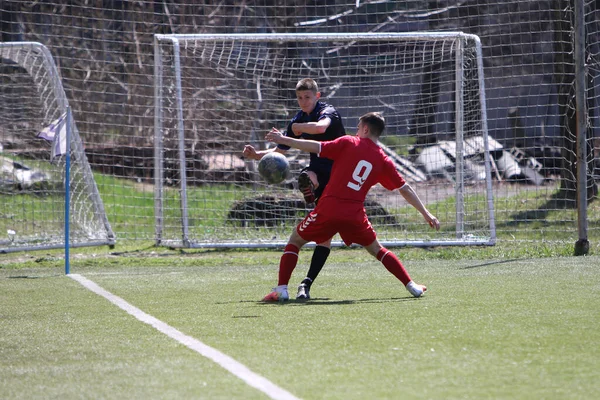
[0,42,115,252]
[154,32,495,248]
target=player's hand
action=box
[426,214,440,231]
[243,145,258,160]
[291,123,304,137]
[265,127,284,143]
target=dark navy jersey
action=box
[277,101,345,173]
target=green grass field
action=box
[1,248,599,399]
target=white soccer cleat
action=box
[406,281,427,298]
[262,285,289,302]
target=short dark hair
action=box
[296,78,319,93]
[359,112,385,137]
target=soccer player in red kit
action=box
[262,112,440,301]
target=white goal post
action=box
[0,42,115,253]
[154,32,496,248]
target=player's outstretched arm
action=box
[399,184,440,230]
[242,144,286,160]
[266,128,321,154]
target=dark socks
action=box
[305,245,331,285]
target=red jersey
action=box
[295,135,406,246]
[317,135,406,210]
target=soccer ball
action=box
[258,152,290,184]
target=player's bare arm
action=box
[266,128,321,154]
[291,117,331,136]
[242,144,286,160]
[399,184,440,230]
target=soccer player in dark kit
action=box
[243,78,346,299]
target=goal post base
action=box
[574,238,589,256]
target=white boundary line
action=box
[68,273,301,400]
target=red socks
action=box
[278,245,410,287]
[376,248,411,286]
[278,244,300,285]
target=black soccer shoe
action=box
[298,171,316,205]
[296,283,311,300]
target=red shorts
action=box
[295,200,376,246]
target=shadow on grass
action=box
[460,259,518,269]
[251,297,419,306]
[498,188,595,228]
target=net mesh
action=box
[3,1,599,249]
[0,43,114,251]
[155,33,492,247]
